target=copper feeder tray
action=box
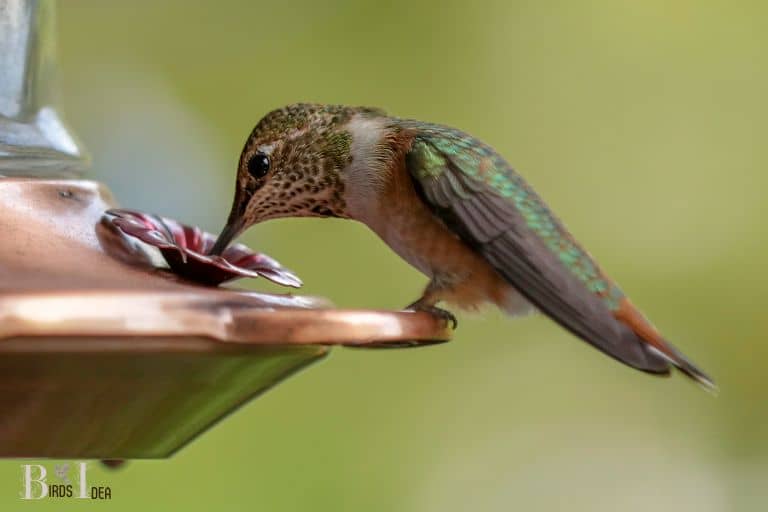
[0,178,452,459]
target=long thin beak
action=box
[209,219,244,256]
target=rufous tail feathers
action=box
[614,298,716,392]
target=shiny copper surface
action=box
[0,178,452,458]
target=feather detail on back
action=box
[400,119,714,388]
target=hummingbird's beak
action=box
[209,218,245,256]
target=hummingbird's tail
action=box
[644,343,717,393]
[497,286,715,391]
[614,298,717,393]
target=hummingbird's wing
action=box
[402,122,713,387]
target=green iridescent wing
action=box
[401,121,668,373]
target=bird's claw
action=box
[405,304,458,329]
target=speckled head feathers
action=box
[210,103,387,254]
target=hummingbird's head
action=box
[210,103,383,255]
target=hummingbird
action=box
[210,103,715,391]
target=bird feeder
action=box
[0,0,451,459]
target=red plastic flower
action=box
[100,209,302,287]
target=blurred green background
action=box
[1,0,766,510]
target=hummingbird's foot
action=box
[405,302,458,329]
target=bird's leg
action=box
[405,280,458,329]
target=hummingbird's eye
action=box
[247,152,270,179]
